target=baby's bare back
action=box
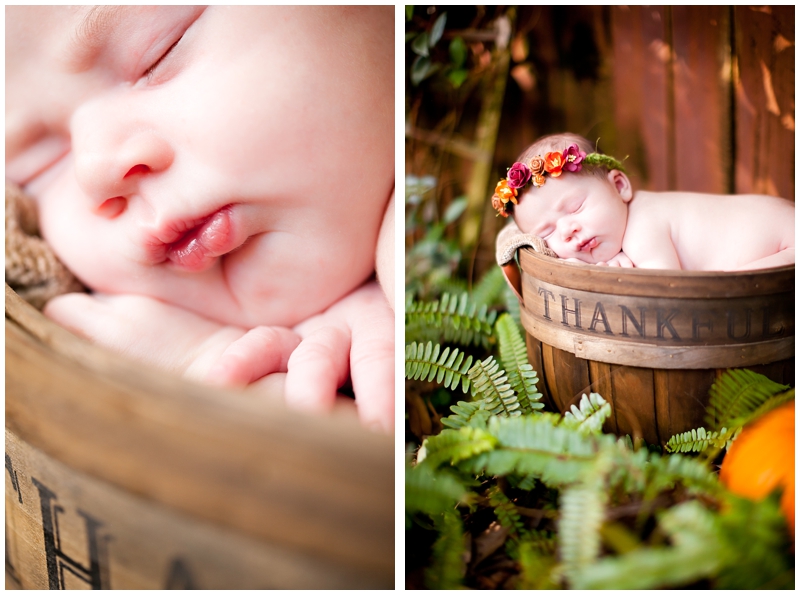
[625,191,795,271]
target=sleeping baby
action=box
[6,6,395,433]
[494,132,794,271]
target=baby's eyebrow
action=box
[64,6,126,73]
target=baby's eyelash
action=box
[142,37,181,80]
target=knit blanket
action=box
[495,220,558,266]
[5,181,84,309]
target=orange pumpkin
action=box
[719,401,794,534]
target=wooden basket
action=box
[5,285,394,589]
[516,249,794,446]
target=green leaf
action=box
[429,12,447,47]
[405,5,413,21]
[410,55,437,86]
[411,31,430,56]
[405,31,418,43]
[447,68,469,88]
[449,36,467,67]
[442,196,468,225]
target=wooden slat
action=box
[733,6,795,200]
[549,346,592,412]
[588,360,617,434]
[611,6,671,191]
[541,343,562,411]
[525,334,556,411]
[610,366,659,446]
[654,368,717,444]
[672,6,731,193]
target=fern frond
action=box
[441,399,492,430]
[495,314,544,414]
[645,452,720,496]
[664,426,739,454]
[469,265,507,308]
[516,533,559,590]
[405,341,474,393]
[468,356,523,417]
[487,485,526,537]
[562,393,611,435]
[424,510,468,589]
[406,292,498,347]
[571,501,724,589]
[559,452,612,584]
[461,415,607,486]
[405,463,470,521]
[705,369,790,430]
[419,427,498,469]
[734,388,794,429]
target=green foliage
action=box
[495,314,544,415]
[561,393,611,435]
[468,356,523,417]
[405,341,473,393]
[558,452,612,584]
[441,400,492,430]
[406,292,497,347]
[425,509,467,589]
[419,426,497,469]
[487,485,526,537]
[516,534,559,589]
[406,462,470,525]
[664,426,739,454]
[705,368,791,430]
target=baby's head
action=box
[495,132,632,264]
[6,6,394,328]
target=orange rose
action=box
[495,180,518,204]
[529,155,545,176]
[491,193,503,213]
[532,173,546,187]
[544,151,564,177]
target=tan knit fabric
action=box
[5,181,85,309]
[495,220,558,266]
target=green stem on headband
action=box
[584,153,627,173]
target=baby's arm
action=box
[733,247,795,271]
[44,293,301,383]
[375,190,395,311]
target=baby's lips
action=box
[167,207,245,271]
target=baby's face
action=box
[6,6,394,328]
[513,172,631,263]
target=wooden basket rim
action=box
[519,247,795,298]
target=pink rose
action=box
[506,161,532,189]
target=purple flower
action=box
[506,162,532,189]
[562,144,586,172]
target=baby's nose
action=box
[71,97,174,216]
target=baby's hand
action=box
[43,293,299,381]
[598,251,634,268]
[286,281,394,433]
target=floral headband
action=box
[491,144,626,217]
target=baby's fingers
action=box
[206,326,300,387]
[349,313,394,434]
[285,326,350,414]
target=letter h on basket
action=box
[31,477,111,590]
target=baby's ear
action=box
[607,169,633,202]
